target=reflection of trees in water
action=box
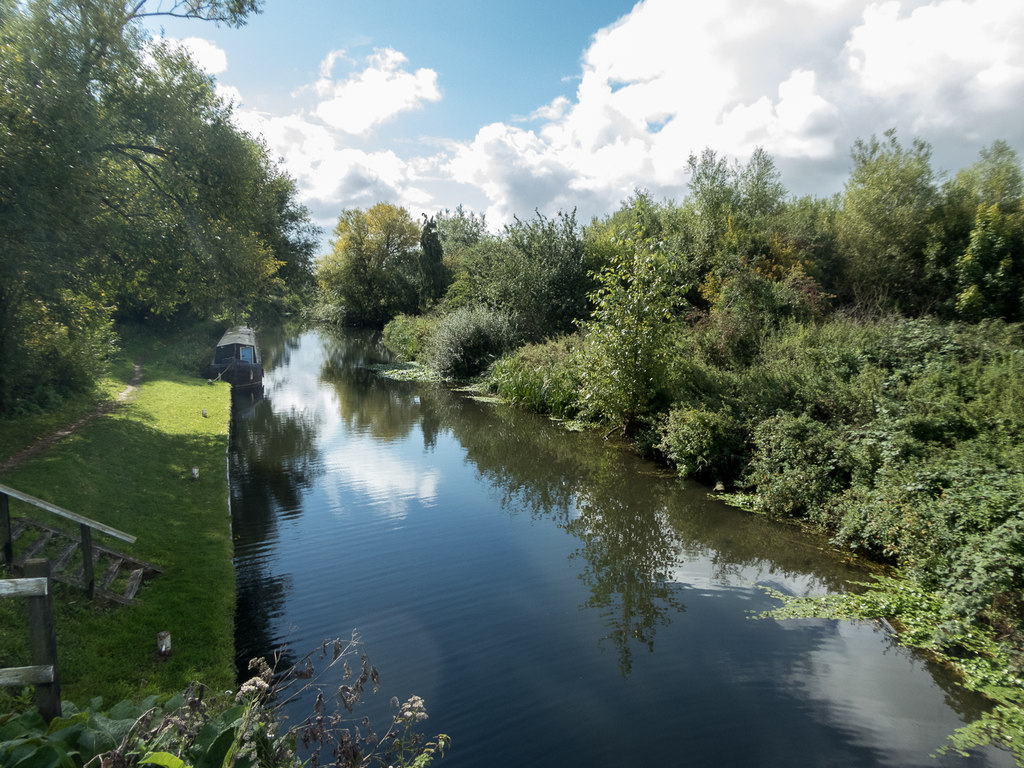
[567,453,687,675]
[235,570,295,677]
[425,389,865,674]
[256,324,305,373]
[424,395,685,673]
[231,387,322,679]
[318,331,433,444]
[231,395,322,520]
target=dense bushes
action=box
[647,317,1024,638]
[383,313,440,361]
[486,337,580,418]
[425,306,516,379]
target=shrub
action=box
[830,449,1024,592]
[747,411,851,520]
[486,337,581,418]
[426,306,516,379]
[657,405,747,484]
[383,314,440,361]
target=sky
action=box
[146,0,1024,252]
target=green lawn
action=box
[0,333,235,705]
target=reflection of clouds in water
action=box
[322,438,440,522]
[788,621,990,765]
[263,358,344,442]
[667,554,835,597]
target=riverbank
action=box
[467,318,1024,762]
[0,325,235,705]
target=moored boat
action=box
[207,326,263,387]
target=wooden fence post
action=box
[25,558,61,722]
[80,523,94,599]
[0,492,10,567]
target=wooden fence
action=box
[0,558,61,722]
[0,482,135,599]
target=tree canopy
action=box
[0,0,313,413]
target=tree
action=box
[955,204,1022,321]
[318,203,421,326]
[0,0,308,412]
[442,209,590,341]
[837,130,939,312]
[125,0,262,26]
[417,215,448,310]
[576,199,688,434]
[501,209,591,340]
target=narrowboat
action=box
[207,326,263,387]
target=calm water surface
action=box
[230,328,1013,768]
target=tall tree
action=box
[837,130,938,312]
[318,203,421,326]
[0,0,315,413]
[417,215,448,310]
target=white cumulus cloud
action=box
[173,36,228,74]
[193,0,1024,242]
[846,0,1024,129]
[313,47,441,135]
[443,0,1024,224]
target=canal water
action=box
[230,328,1013,768]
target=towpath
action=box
[0,362,145,473]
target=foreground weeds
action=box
[0,635,448,768]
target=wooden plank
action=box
[25,559,61,722]
[123,568,145,601]
[98,588,135,607]
[101,558,123,590]
[19,530,53,562]
[80,524,95,600]
[10,517,30,541]
[0,577,48,598]
[52,539,79,574]
[0,665,54,687]
[0,483,135,543]
[0,493,10,566]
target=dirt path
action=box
[0,362,145,473]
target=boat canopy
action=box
[217,326,258,348]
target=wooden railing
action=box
[0,558,61,722]
[0,482,135,599]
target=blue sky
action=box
[148,0,1024,252]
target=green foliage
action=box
[692,264,818,367]
[575,199,688,433]
[955,203,1023,321]
[383,313,440,361]
[434,205,487,262]
[444,210,591,341]
[426,306,516,379]
[838,129,940,312]
[418,216,449,310]
[656,405,746,484]
[0,0,314,413]
[317,204,421,327]
[747,411,850,520]
[485,337,581,418]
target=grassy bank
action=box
[0,324,235,705]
